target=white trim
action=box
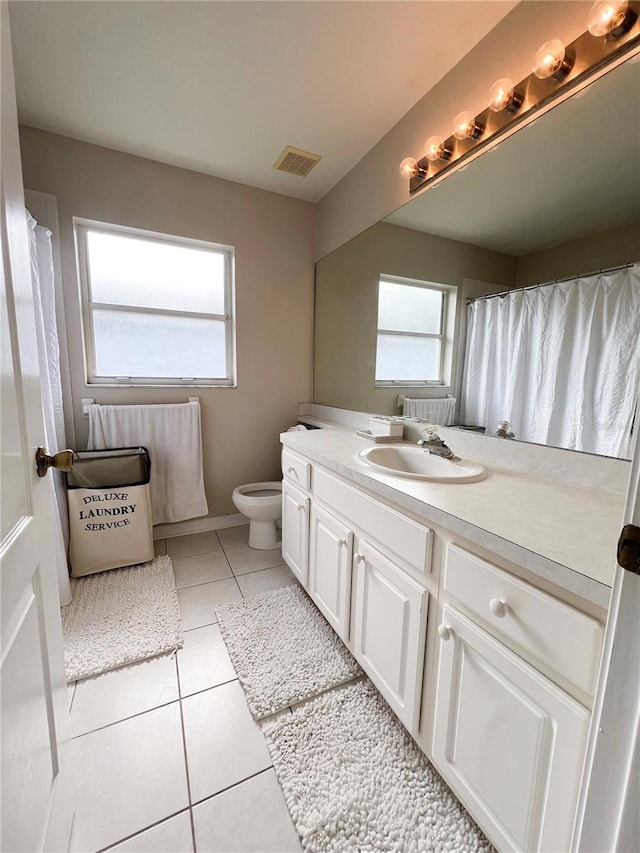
[73,217,236,387]
[375,274,454,386]
[153,512,247,540]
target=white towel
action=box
[402,397,456,425]
[87,401,209,525]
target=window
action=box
[75,220,235,386]
[375,275,448,384]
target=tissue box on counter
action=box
[369,416,404,438]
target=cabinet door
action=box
[353,540,428,732]
[281,481,309,588]
[433,606,590,853]
[309,504,353,641]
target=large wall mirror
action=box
[314,56,640,459]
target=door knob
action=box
[35,447,74,478]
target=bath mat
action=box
[266,679,495,853]
[216,584,362,719]
[62,555,183,682]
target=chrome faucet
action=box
[417,425,460,462]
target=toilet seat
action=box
[234,482,282,502]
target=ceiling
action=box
[386,57,640,256]
[8,0,517,203]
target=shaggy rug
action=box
[216,584,362,719]
[61,555,183,682]
[265,680,495,853]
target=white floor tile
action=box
[106,811,193,853]
[167,531,222,559]
[177,624,236,698]
[70,703,189,853]
[192,769,301,852]
[154,539,167,556]
[217,525,249,550]
[236,565,297,598]
[225,544,284,576]
[173,551,232,589]
[177,578,241,630]
[182,681,271,803]
[71,655,179,737]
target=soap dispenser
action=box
[495,420,515,439]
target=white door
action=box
[433,605,590,853]
[572,384,640,851]
[309,503,353,641]
[1,6,75,850]
[353,540,428,731]
[281,481,309,587]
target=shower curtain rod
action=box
[466,261,637,305]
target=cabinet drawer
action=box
[314,467,432,576]
[443,544,603,694]
[282,449,311,491]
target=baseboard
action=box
[153,513,248,540]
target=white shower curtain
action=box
[461,268,640,457]
[27,211,71,605]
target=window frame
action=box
[374,274,449,387]
[74,218,236,387]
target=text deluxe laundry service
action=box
[77,492,138,530]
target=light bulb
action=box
[587,0,636,37]
[487,78,523,113]
[452,111,484,141]
[399,157,426,180]
[424,136,452,162]
[533,39,573,80]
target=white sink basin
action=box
[358,445,486,483]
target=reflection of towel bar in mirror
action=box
[81,395,200,418]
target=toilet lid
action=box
[243,488,281,498]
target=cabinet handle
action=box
[338,539,347,547]
[354,553,365,563]
[297,503,305,511]
[438,624,452,641]
[287,466,296,474]
[489,598,508,618]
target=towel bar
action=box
[81,396,200,418]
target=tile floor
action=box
[67,524,303,853]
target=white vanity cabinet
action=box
[432,543,601,852]
[280,437,605,853]
[311,466,434,731]
[281,449,312,587]
[282,480,310,586]
[308,503,353,641]
[433,606,590,853]
[352,539,428,731]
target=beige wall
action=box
[314,221,517,414]
[315,1,591,260]
[516,221,640,287]
[20,127,315,519]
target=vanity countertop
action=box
[281,423,622,610]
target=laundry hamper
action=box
[66,447,154,577]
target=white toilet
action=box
[231,481,282,550]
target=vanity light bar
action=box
[403,1,640,195]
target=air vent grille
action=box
[274,146,322,177]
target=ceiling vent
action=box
[273,146,322,177]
